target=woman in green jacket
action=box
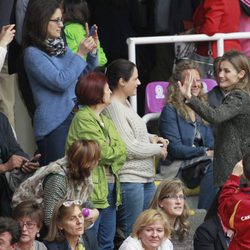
[66,72,126,250]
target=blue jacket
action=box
[159,104,214,161]
[24,46,98,140]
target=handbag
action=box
[240,0,250,16]
[157,155,212,188]
[185,52,214,79]
[174,42,214,79]
[181,157,212,189]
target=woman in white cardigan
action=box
[103,59,168,240]
[119,209,173,250]
[0,24,15,72]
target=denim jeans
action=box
[197,163,218,210]
[37,112,74,165]
[93,183,116,250]
[117,182,155,238]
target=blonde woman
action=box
[119,209,173,250]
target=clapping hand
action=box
[0,24,15,48]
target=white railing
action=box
[127,32,250,112]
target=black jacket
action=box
[193,214,228,250]
[44,229,98,250]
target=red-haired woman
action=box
[66,72,126,250]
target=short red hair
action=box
[75,72,108,105]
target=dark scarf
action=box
[45,37,66,56]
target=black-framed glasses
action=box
[49,18,63,25]
[161,194,186,201]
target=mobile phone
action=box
[89,25,95,36]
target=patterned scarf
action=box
[45,37,66,56]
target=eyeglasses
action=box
[162,194,186,201]
[19,221,37,229]
[49,18,63,25]
[63,200,82,207]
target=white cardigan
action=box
[119,236,173,250]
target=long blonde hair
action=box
[168,59,208,123]
[149,179,190,241]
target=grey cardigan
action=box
[186,89,250,187]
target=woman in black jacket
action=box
[179,50,250,187]
[44,199,98,250]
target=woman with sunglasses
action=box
[13,200,47,250]
[44,199,98,250]
[21,0,98,165]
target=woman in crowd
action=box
[119,209,173,250]
[103,59,168,238]
[13,200,47,250]
[13,139,100,228]
[159,59,217,209]
[63,0,107,66]
[22,0,98,165]
[0,24,15,72]
[178,50,250,187]
[66,72,126,250]
[193,0,241,58]
[150,179,194,250]
[44,199,98,250]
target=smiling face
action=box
[159,190,185,220]
[17,217,39,245]
[58,206,84,238]
[218,60,245,90]
[47,8,63,39]
[181,69,202,96]
[138,221,165,250]
[122,67,141,97]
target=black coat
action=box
[193,214,228,250]
[187,89,250,187]
[44,229,98,250]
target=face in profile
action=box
[138,221,165,249]
[17,217,40,245]
[182,69,202,96]
[102,83,112,105]
[0,232,16,250]
[47,8,63,39]
[159,190,185,219]
[218,60,245,90]
[57,205,84,238]
[123,67,141,97]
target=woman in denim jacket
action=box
[159,59,217,210]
